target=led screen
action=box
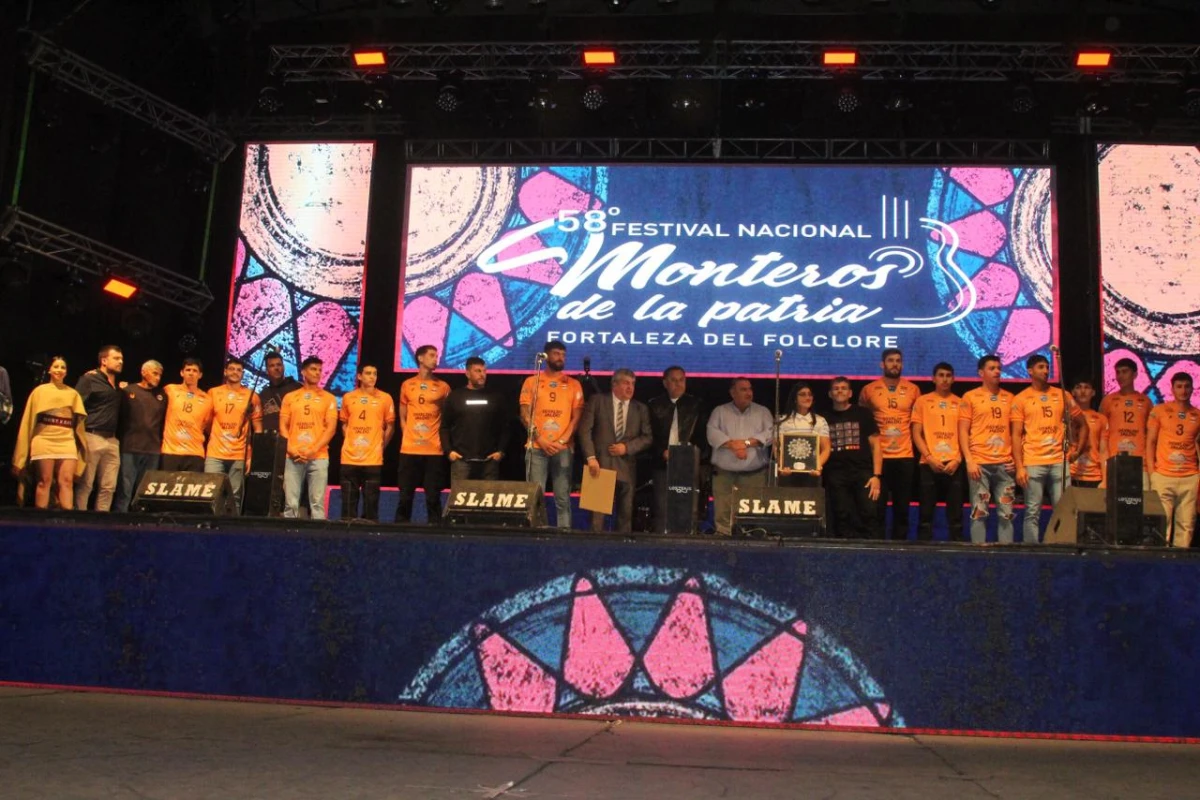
[1098,144,1200,402]
[227,141,375,393]
[398,164,1057,379]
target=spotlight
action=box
[0,248,31,292]
[483,0,504,8]
[1080,91,1108,116]
[1182,86,1200,118]
[57,272,87,316]
[121,306,155,340]
[364,88,391,112]
[1011,84,1036,114]
[582,84,606,111]
[672,94,701,112]
[823,50,858,67]
[884,90,913,113]
[835,85,859,113]
[428,0,453,12]
[178,333,199,354]
[1076,50,1112,69]
[606,0,631,11]
[257,86,283,114]
[352,49,387,68]
[583,48,617,67]
[436,83,461,113]
[102,275,139,300]
[529,87,557,112]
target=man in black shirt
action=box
[647,365,707,533]
[444,357,510,483]
[824,376,883,539]
[75,344,125,511]
[257,351,302,434]
[113,360,166,512]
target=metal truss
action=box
[1,208,215,313]
[270,41,1200,84]
[222,114,408,138]
[404,137,1052,163]
[27,35,236,162]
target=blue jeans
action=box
[968,463,1016,543]
[527,447,572,529]
[284,458,329,520]
[1023,463,1068,544]
[113,452,159,513]
[204,456,246,512]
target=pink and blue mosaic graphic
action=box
[227,142,375,393]
[400,566,900,727]
[1097,144,1200,403]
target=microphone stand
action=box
[1050,347,1070,489]
[769,349,782,487]
[524,352,546,483]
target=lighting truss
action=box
[404,137,1052,162]
[270,41,1200,84]
[1,208,215,313]
[27,35,236,162]
[222,114,408,138]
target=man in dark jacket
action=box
[444,357,511,483]
[257,351,302,434]
[647,365,708,533]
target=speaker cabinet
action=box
[445,481,548,527]
[133,471,237,516]
[243,431,287,517]
[731,486,826,538]
[1045,486,1166,546]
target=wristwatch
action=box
[744,438,752,446]
[872,473,883,479]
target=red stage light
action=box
[583,49,617,67]
[823,50,858,67]
[353,50,387,68]
[103,277,138,300]
[1076,51,1112,68]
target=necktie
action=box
[669,403,680,446]
[616,400,626,440]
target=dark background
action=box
[1,0,1197,488]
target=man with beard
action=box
[858,348,920,541]
[445,357,509,484]
[75,345,125,511]
[520,341,584,529]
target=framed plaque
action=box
[781,433,820,472]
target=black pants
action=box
[161,455,205,472]
[341,465,382,521]
[398,454,447,524]
[918,462,966,541]
[825,463,880,539]
[1074,479,1101,489]
[449,458,501,484]
[877,457,916,541]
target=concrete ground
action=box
[2,687,1198,799]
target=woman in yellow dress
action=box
[11,356,88,509]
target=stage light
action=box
[823,50,857,67]
[57,272,87,316]
[352,49,387,68]
[428,0,453,13]
[364,88,391,112]
[257,86,284,114]
[582,84,606,111]
[583,49,617,67]
[0,248,30,292]
[436,83,461,112]
[121,305,154,340]
[1183,78,1200,117]
[1076,51,1112,68]
[1080,91,1109,116]
[884,90,912,112]
[483,0,504,8]
[1011,84,1036,114]
[529,87,557,112]
[606,0,631,11]
[672,94,701,112]
[103,275,138,300]
[835,85,859,113]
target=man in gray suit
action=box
[579,368,652,532]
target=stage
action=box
[2,508,1198,740]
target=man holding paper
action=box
[579,369,652,532]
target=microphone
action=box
[534,351,546,364]
[583,356,592,373]
[774,349,783,362]
[1049,345,1060,355]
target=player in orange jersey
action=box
[161,358,213,473]
[520,340,585,529]
[1070,379,1108,489]
[1098,356,1153,489]
[1146,372,1200,547]
[958,354,1017,543]
[203,358,262,511]
[279,356,339,520]
[912,362,965,541]
[858,348,920,541]
[1011,353,1086,544]
[398,345,452,525]
[339,362,395,521]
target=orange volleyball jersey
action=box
[340,388,396,466]
[280,388,339,460]
[1011,386,1082,467]
[1149,402,1200,477]
[858,379,920,458]
[519,373,584,450]
[1071,409,1109,483]
[399,376,450,455]
[205,384,261,460]
[1099,391,1152,461]
[959,387,1015,464]
[161,384,213,457]
[912,392,962,463]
